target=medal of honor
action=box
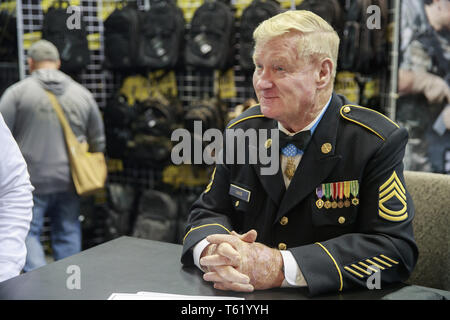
[284,157,296,180]
[316,185,324,209]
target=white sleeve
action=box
[0,114,34,282]
[193,238,210,271]
[280,250,308,287]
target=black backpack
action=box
[0,9,17,62]
[297,0,344,36]
[138,0,185,70]
[103,95,136,159]
[41,1,90,74]
[132,189,179,243]
[185,0,235,70]
[103,2,140,71]
[339,0,388,74]
[239,0,281,72]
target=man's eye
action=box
[275,66,285,72]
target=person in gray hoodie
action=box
[0,39,105,272]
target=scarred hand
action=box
[199,230,284,292]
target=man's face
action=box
[252,34,319,128]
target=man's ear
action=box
[27,58,34,72]
[56,59,61,70]
[316,58,333,89]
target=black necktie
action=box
[279,130,312,151]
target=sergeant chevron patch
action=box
[378,171,408,222]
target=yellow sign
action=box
[218,68,236,99]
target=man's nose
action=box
[255,70,273,90]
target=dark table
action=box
[0,236,404,300]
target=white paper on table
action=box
[107,291,244,300]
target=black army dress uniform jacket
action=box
[181,93,418,296]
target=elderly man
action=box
[181,10,418,296]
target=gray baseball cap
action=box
[28,39,60,62]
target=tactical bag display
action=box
[185,0,235,70]
[138,0,185,70]
[339,0,387,74]
[132,189,178,243]
[0,9,17,62]
[127,95,183,167]
[239,0,281,72]
[104,183,136,238]
[103,95,135,159]
[103,2,140,71]
[42,0,90,74]
[297,0,344,36]
[184,97,227,133]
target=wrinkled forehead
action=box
[253,33,302,61]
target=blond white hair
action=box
[253,10,340,78]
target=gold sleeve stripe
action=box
[344,266,364,278]
[378,210,408,222]
[380,254,399,264]
[351,264,372,275]
[204,167,216,194]
[379,171,406,194]
[358,261,378,273]
[315,242,343,291]
[227,115,265,129]
[183,223,231,243]
[373,256,392,267]
[365,259,385,270]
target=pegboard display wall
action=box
[16,0,304,111]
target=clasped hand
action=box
[199,229,284,292]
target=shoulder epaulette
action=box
[227,104,266,129]
[340,105,399,141]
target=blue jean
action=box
[23,192,81,272]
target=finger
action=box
[203,271,224,283]
[240,229,258,243]
[213,282,254,292]
[216,242,241,265]
[206,234,240,247]
[214,265,250,284]
[200,254,234,267]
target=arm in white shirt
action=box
[193,239,307,287]
[0,114,34,282]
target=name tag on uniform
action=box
[229,184,251,202]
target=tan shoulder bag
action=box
[46,91,107,196]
